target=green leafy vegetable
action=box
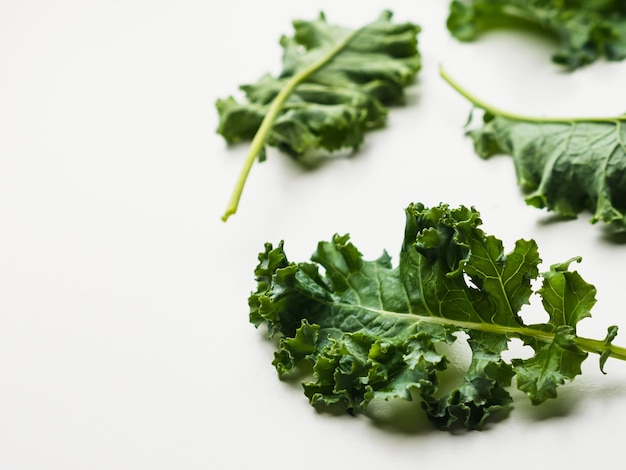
[447,0,626,69]
[250,202,626,430]
[217,11,421,221]
[440,67,626,228]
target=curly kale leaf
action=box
[218,11,421,221]
[441,68,626,228]
[447,0,626,69]
[249,202,625,430]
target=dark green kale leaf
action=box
[447,0,626,69]
[218,11,421,221]
[441,67,626,228]
[249,202,625,430]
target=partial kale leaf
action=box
[218,11,421,221]
[447,0,626,69]
[468,114,626,227]
[249,202,625,430]
[441,68,626,228]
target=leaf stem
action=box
[355,305,626,364]
[439,66,626,125]
[576,336,626,362]
[221,27,363,222]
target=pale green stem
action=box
[368,306,626,363]
[221,28,363,222]
[576,336,626,362]
[439,66,626,124]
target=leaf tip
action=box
[550,256,582,272]
[600,325,619,374]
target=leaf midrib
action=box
[299,283,626,361]
[332,300,556,342]
[222,22,367,221]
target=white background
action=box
[2,1,626,468]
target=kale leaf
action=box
[447,0,626,69]
[441,67,626,228]
[249,202,625,430]
[217,11,421,221]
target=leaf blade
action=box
[468,115,626,227]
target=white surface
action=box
[1,1,626,468]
